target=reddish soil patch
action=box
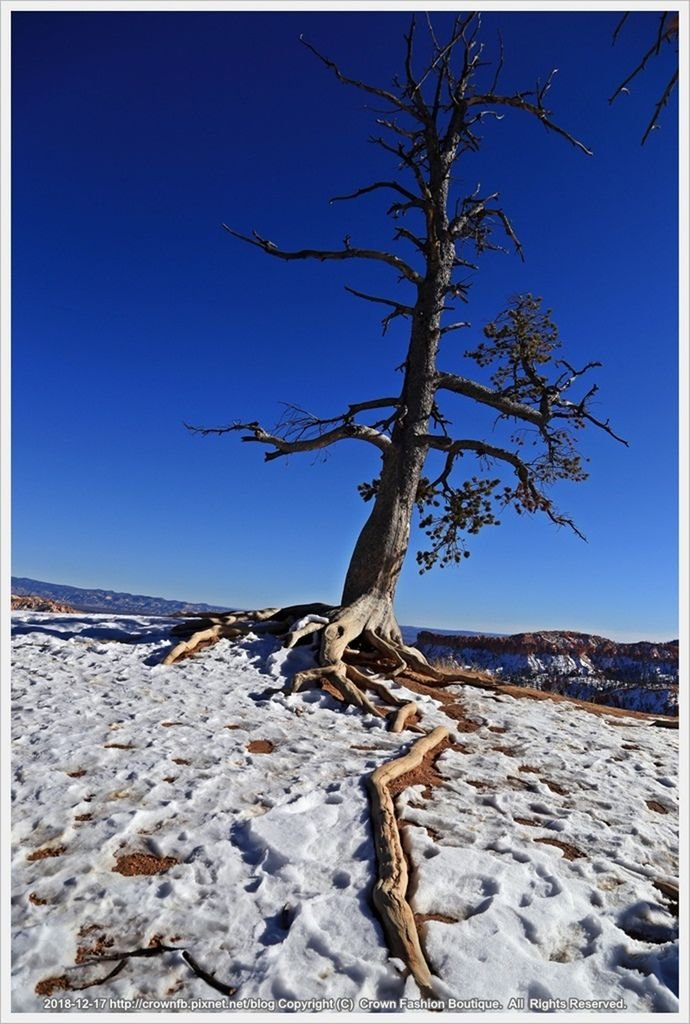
[162,776,177,784]
[492,745,517,757]
[505,776,536,791]
[74,813,92,822]
[247,739,275,754]
[28,892,48,906]
[444,705,484,732]
[224,724,241,730]
[147,931,182,948]
[75,930,114,963]
[103,743,135,750]
[396,674,483,732]
[514,816,542,827]
[112,853,179,876]
[66,769,87,778]
[543,780,568,795]
[452,742,474,754]
[518,765,540,774]
[27,846,66,862]
[35,975,71,997]
[78,923,104,936]
[534,837,586,860]
[465,779,493,790]
[160,722,183,728]
[646,800,669,814]
[321,680,345,702]
[406,823,443,841]
[488,725,508,734]
[388,737,454,799]
[172,758,190,765]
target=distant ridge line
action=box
[10,577,231,617]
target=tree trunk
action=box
[341,243,453,618]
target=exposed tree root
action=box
[290,663,385,719]
[389,702,423,734]
[160,600,460,721]
[367,727,449,996]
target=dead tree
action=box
[171,15,626,697]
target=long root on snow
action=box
[158,604,482,995]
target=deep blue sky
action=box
[11,8,679,641]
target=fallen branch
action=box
[181,950,238,998]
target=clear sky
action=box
[10,5,681,642]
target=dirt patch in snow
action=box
[533,837,586,860]
[112,853,179,876]
[75,926,114,963]
[35,975,72,997]
[27,846,66,862]
[542,779,568,795]
[247,739,275,754]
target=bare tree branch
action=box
[609,10,678,142]
[612,13,630,46]
[466,91,593,155]
[299,34,421,121]
[343,285,414,334]
[185,418,391,456]
[435,371,544,425]
[641,69,678,144]
[440,320,471,336]
[330,180,421,207]
[222,225,422,286]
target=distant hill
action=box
[10,577,231,617]
[417,628,679,716]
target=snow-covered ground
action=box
[10,613,680,1018]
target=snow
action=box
[10,612,680,1019]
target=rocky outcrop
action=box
[416,630,678,717]
[11,594,77,613]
